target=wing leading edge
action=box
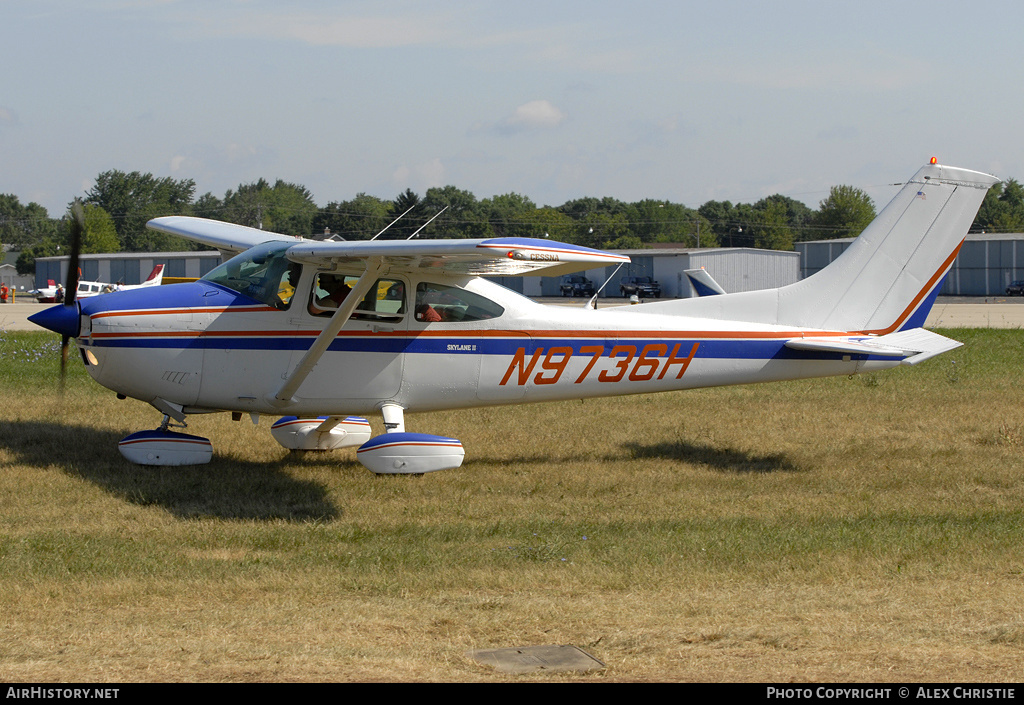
[146,216,629,277]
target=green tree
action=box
[973,178,1024,233]
[84,170,197,251]
[755,195,814,241]
[698,200,758,247]
[574,212,630,248]
[514,207,574,242]
[421,185,491,239]
[750,199,795,250]
[15,239,59,275]
[314,194,392,240]
[220,179,318,236]
[812,185,876,240]
[481,192,537,238]
[74,204,120,253]
[192,192,224,220]
[626,199,712,246]
[383,188,424,240]
[0,195,58,249]
[606,234,645,249]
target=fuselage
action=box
[70,258,900,419]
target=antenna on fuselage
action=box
[370,205,416,241]
[587,262,626,310]
[407,206,448,239]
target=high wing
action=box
[147,216,298,254]
[147,215,629,277]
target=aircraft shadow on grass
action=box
[619,439,802,474]
[1,420,341,521]
[470,439,801,474]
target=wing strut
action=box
[270,257,386,406]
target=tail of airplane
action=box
[139,264,165,288]
[685,268,726,296]
[645,162,999,333]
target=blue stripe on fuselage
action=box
[81,283,884,362]
[86,333,879,362]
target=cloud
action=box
[0,107,18,127]
[392,158,445,192]
[502,100,566,132]
[186,9,452,48]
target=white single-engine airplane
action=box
[30,161,998,473]
[33,264,165,303]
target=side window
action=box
[414,282,504,323]
[309,274,406,320]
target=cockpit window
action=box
[202,241,300,310]
[414,282,504,323]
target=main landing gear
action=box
[273,404,465,475]
[118,404,465,474]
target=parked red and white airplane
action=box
[33,264,165,303]
[30,161,998,473]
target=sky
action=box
[3,0,1024,218]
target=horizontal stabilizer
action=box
[785,328,961,365]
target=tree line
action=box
[4,169,1023,275]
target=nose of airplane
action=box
[28,303,81,338]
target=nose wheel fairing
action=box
[118,429,213,466]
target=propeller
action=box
[59,200,85,392]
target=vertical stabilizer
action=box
[643,163,999,332]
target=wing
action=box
[147,216,300,255]
[147,216,629,277]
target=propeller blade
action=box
[60,201,85,393]
[65,201,84,305]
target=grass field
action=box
[1,329,1023,682]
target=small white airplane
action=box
[33,264,165,303]
[30,161,998,474]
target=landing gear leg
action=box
[380,402,406,433]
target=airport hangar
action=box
[31,232,1024,298]
[31,245,800,299]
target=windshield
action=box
[201,241,300,310]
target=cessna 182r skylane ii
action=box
[30,161,999,473]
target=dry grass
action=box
[1,329,1023,682]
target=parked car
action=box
[1007,280,1024,296]
[619,275,661,298]
[559,275,595,297]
